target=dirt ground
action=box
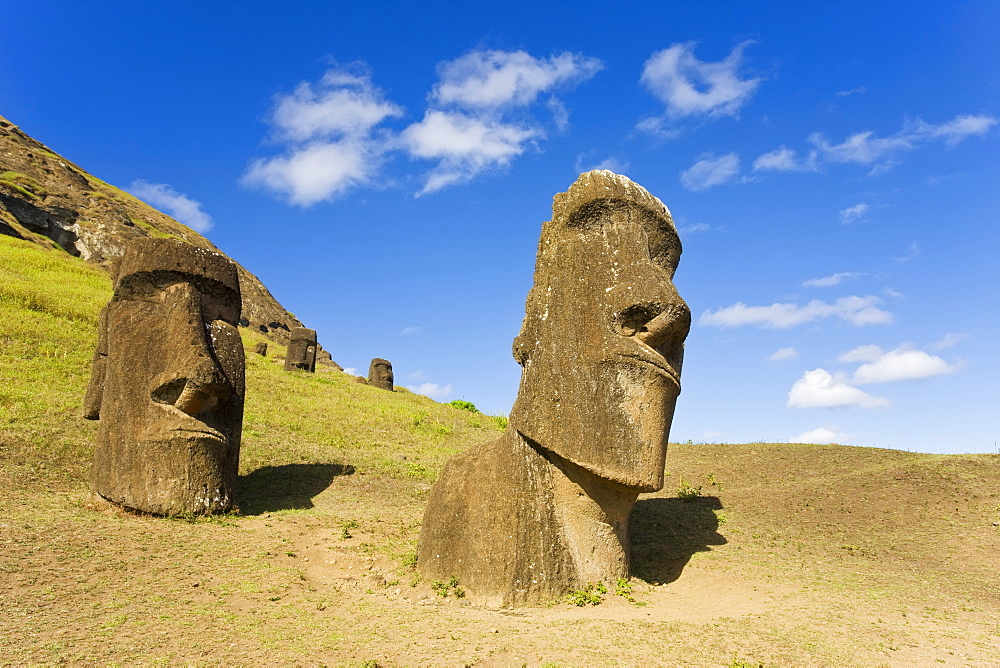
[2,442,999,666]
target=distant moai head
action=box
[284,327,317,372]
[254,341,267,356]
[509,170,689,492]
[83,238,245,515]
[367,358,393,391]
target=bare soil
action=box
[2,442,999,666]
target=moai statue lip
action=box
[83,238,245,516]
[418,170,689,606]
[284,327,317,372]
[367,358,393,391]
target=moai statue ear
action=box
[82,306,109,420]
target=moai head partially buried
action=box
[83,238,245,515]
[367,358,394,391]
[509,169,690,492]
[284,327,317,372]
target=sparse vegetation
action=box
[431,576,465,598]
[566,581,607,606]
[447,399,480,413]
[677,477,703,501]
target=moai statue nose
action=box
[149,282,232,417]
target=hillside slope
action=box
[0,114,330,358]
[2,224,999,665]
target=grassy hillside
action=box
[2,233,999,666]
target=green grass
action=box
[0,170,47,200]
[0,234,110,476]
[0,233,503,490]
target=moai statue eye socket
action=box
[418,171,689,606]
[84,238,245,516]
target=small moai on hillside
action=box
[254,341,267,356]
[367,358,394,391]
[418,170,690,606]
[83,238,246,515]
[284,327,317,372]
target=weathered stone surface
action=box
[418,170,690,606]
[284,327,317,372]
[367,358,393,391]
[84,237,245,515]
[254,341,268,356]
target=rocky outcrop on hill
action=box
[0,114,335,364]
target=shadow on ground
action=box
[630,495,727,584]
[237,463,354,515]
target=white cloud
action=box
[430,50,603,109]
[127,180,213,233]
[753,113,997,177]
[401,110,537,194]
[767,346,799,361]
[242,66,401,205]
[677,222,719,235]
[342,367,358,376]
[802,271,862,288]
[407,370,429,380]
[835,86,867,98]
[848,344,961,384]
[243,140,375,206]
[411,382,454,400]
[790,427,852,444]
[700,295,893,329]
[640,41,760,120]
[400,326,422,335]
[930,332,967,350]
[912,114,998,146]
[837,344,883,364]
[838,203,869,225]
[270,69,403,142]
[680,153,740,191]
[751,146,818,172]
[405,50,601,194]
[787,368,889,409]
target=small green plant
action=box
[567,581,607,606]
[448,399,480,413]
[677,478,703,501]
[614,577,635,600]
[492,414,509,430]
[341,519,359,539]
[400,551,418,568]
[431,575,465,598]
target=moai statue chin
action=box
[418,170,690,606]
[367,358,393,391]
[284,327,317,372]
[83,238,245,515]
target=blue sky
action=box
[4,1,998,453]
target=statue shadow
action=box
[629,495,727,585]
[237,463,354,515]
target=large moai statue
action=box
[83,238,246,515]
[418,171,690,606]
[367,358,394,391]
[284,327,317,372]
